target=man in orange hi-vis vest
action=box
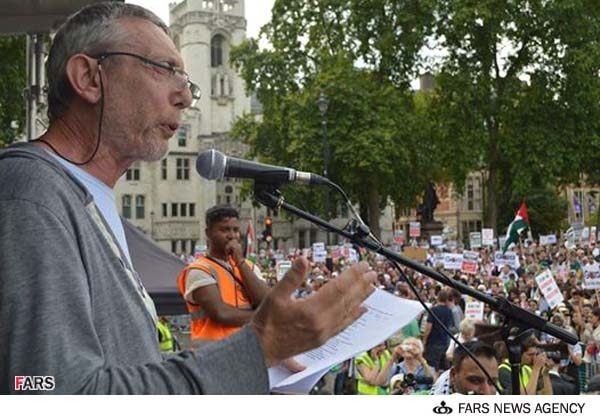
[178,205,269,346]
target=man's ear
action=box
[449,367,457,387]
[65,54,102,105]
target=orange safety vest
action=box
[177,255,254,341]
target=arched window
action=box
[122,195,131,219]
[211,35,224,67]
[135,195,145,219]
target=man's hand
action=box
[533,352,547,370]
[225,240,245,264]
[280,357,306,373]
[250,257,376,367]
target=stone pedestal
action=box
[421,220,444,243]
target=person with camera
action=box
[387,337,436,394]
[497,336,553,395]
[354,342,394,395]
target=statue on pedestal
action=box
[417,182,440,223]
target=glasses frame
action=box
[94,51,201,104]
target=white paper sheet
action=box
[268,289,425,394]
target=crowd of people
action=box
[171,236,600,395]
[0,2,377,394]
[2,0,599,396]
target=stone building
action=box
[112,1,487,253]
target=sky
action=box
[127,0,274,39]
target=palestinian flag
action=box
[502,201,529,253]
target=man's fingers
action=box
[330,304,368,338]
[281,357,306,373]
[336,263,377,304]
[270,257,309,298]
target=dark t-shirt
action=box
[426,305,454,347]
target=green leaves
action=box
[429,0,600,231]
[0,35,26,147]
[231,1,438,236]
[230,0,600,236]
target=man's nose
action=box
[480,381,496,395]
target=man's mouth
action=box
[160,123,179,137]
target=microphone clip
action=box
[346,219,371,240]
[254,182,284,213]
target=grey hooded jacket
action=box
[0,143,268,394]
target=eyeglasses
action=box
[95,51,201,107]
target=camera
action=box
[536,343,569,361]
[390,373,434,395]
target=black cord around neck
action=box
[33,65,105,166]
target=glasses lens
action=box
[188,83,201,107]
[189,83,201,100]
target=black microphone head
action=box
[196,149,227,180]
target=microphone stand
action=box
[254,184,578,395]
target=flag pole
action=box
[568,191,572,225]
[581,190,586,226]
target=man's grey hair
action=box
[46,1,169,122]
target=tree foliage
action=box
[429,0,600,232]
[231,0,439,237]
[232,0,600,239]
[0,35,26,147]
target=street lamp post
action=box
[317,92,330,246]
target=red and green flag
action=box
[502,201,529,253]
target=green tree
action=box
[232,0,600,240]
[0,35,26,147]
[428,0,600,233]
[231,0,439,237]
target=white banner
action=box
[464,301,484,321]
[430,235,443,246]
[313,250,327,263]
[469,232,482,249]
[535,269,564,309]
[583,263,600,289]
[481,228,495,246]
[276,260,292,281]
[312,242,325,252]
[461,250,479,275]
[443,253,463,270]
[409,221,421,238]
[539,234,557,245]
[493,251,520,269]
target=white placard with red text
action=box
[535,269,564,309]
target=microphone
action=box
[196,149,328,185]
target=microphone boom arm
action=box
[254,184,578,346]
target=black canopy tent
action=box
[123,219,188,316]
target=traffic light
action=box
[263,216,273,242]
